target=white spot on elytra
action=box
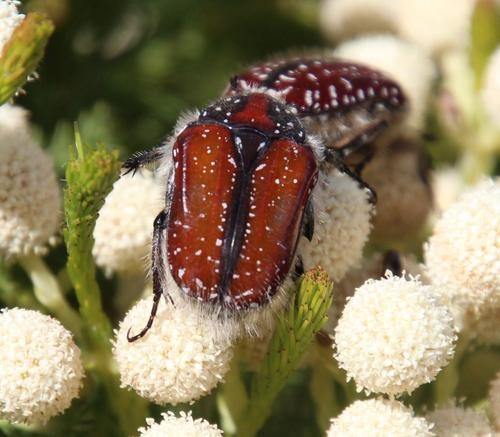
[304,90,313,106]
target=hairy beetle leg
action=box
[127,209,171,342]
[352,144,375,176]
[325,149,377,205]
[122,147,165,176]
[302,200,315,242]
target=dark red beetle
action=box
[124,92,318,341]
[123,58,407,341]
[226,58,407,174]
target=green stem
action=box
[314,343,357,402]
[217,357,248,436]
[18,254,82,339]
[235,268,333,437]
[309,362,341,431]
[433,334,471,404]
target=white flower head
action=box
[93,171,164,276]
[297,167,374,282]
[334,274,456,395]
[481,47,500,129]
[426,401,493,437]
[334,35,436,131]
[319,0,394,43]
[0,0,25,54]
[113,296,234,405]
[392,0,475,56]
[0,308,84,425]
[490,372,500,432]
[326,398,434,437]
[324,251,424,332]
[424,179,500,330]
[0,104,61,258]
[363,140,432,242]
[138,411,223,437]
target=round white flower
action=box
[324,251,424,332]
[392,0,475,56]
[424,179,500,330]
[482,47,500,129]
[0,0,25,54]
[426,401,493,437]
[326,398,434,437]
[319,0,394,43]
[113,296,234,405]
[138,411,223,437]
[93,171,164,276]
[0,104,61,258]
[297,167,374,282]
[334,275,456,395]
[334,35,436,131]
[363,139,432,243]
[0,308,84,425]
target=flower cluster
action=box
[0,308,84,425]
[334,274,456,395]
[298,168,374,282]
[138,411,223,437]
[0,104,60,257]
[113,296,234,405]
[326,398,434,437]
[93,170,164,276]
[424,179,500,334]
[425,401,493,436]
[1,0,499,435]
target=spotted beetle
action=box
[124,92,318,341]
[226,58,407,175]
[124,58,407,341]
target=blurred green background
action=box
[21,0,322,172]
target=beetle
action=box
[123,58,407,341]
[124,92,318,341]
[226,58,407,176]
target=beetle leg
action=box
[353,144,375,175]
[122,147,165,176]
[127,210,170,342]
[382,250,403,277]
[302,200,315,242]
[335,118,388,160]
[292,255,305,280]
[324,149,377,205]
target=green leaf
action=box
[236,267,333,437]
[0,13,54,104]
